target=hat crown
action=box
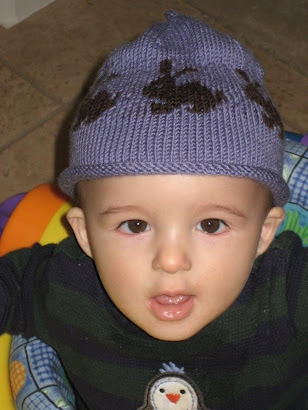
[58,11,289,206]
[106,11,262,78]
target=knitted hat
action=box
[58,10,290,206]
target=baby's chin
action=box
[148,329,200,342]
[139,320,206,342]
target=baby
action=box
[1,11,307,410]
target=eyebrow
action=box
[197,203,248,219]
[99,205,144,216]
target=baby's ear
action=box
[66,207,93,258]
[256,207,285,257]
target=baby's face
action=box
[68,175,284,341]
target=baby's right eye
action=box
[118,220,150,234]
[196,218,227,234]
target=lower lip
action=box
[150,295,195,321]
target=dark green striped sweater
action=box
[0,231,307,409]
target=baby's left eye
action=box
[118,219,150,234]
[197,219,227,234]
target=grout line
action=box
[0,55,64,105]
[0,106,65,153]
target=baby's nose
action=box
[152,240,191,273]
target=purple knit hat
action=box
[58,10,290,206]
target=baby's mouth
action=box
[154,294,191,305]
[150,294,195,320]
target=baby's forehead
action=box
[76,175,271,211]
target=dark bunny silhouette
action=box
[236,69,284,139]
[143,59,227,114]
[73,73,119,131]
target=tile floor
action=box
[0,0,307,203]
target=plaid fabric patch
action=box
[277,139,308,246]
[289,157,307,208]
[23,391,58,410]
[283,139,308,209]
[10,335,75,409]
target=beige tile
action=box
[0,0,201,103]
[0,109,71,203]
[0,63,59,149]
[0,26,6,36]
[186,0,307,76]
[253,49,308,134]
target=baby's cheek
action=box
[209,260,251,299]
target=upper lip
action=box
[152,294,194,305]
[153,290,190,297]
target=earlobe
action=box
[66,207,93,258]
[257,207,285,256]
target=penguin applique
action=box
[138,363,209,410]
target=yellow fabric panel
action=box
[40,202,71,245]
[0,334,14,409]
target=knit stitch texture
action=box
[58,10,290,206]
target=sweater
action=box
[0,231,307,409]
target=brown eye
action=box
[120,220,149,234]
[198,219,226,234]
